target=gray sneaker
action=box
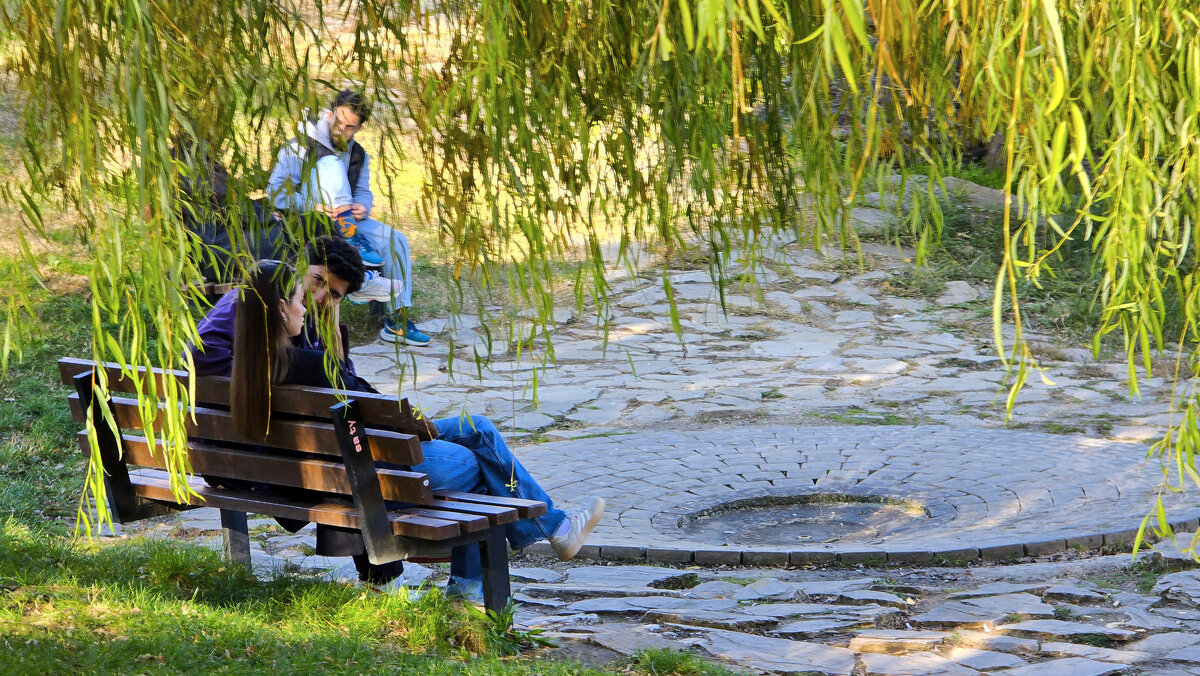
[549,496,605,561]
[345,270,403,305]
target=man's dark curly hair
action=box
[306,235,366,295]
[331,90,371,124]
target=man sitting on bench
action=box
[187,236,605,599]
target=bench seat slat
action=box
[128,469,462,540]
[426,499,519,525]
[393,507,490,533]
[434,491,548,519]
[95,433,434,505]
[68,393,421,466]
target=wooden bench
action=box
[199,281,235,303]
[59,357,545,612]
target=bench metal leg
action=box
[479,528,511,615]
[221,509,251,564]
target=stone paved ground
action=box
[356,235,1174,443]
[103,187,1200,674]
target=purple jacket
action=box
[188,290,355,376]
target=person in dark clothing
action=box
[222,257,405,584]
[190,238,604,599]
[172,136,294,284]
[189,236,366,377]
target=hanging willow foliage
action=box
[2,0,1199,540]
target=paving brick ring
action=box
[519,425,1200,565]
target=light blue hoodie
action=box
[266,110,373,215]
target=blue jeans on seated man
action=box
[411,414,568,598]
[352,217,413,312]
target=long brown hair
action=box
[231,261,298,439]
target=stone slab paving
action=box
[355,232,1178,447]
[510,557,1200,675]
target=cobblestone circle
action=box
[516,425,1200,564]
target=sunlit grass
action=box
[0,520,617,675]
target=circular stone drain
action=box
[679,495,939,546]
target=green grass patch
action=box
[716,577,758,586]
[648,574,701,591]
[1040,421,1087,435]
[884,195,1105,340]
[899,160,1009,191]
[1,288,93,526]
[1090,560,1171,594]
[625,648,746,676]
[821,408,921,426]
[930,554,971,568]
[1074,634,1113,648]
[0,520,610,674]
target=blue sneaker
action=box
[380,314,432,346]
[346,232,384,269]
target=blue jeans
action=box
[353,217,412,310]
[410,415,567,586]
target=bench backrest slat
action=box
[68,393,421,466]
[128,470,459,539]
[59,358,432,446]
[89,433,434,504]
[131,468,362,528]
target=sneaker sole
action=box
[345,294,391,305]
[555,497,605,561]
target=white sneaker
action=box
[345,270,404,305]
[549,496,605,561]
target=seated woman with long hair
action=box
[226,260,400,583]
[230,260,374,437]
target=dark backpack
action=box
[174,142,295,282]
